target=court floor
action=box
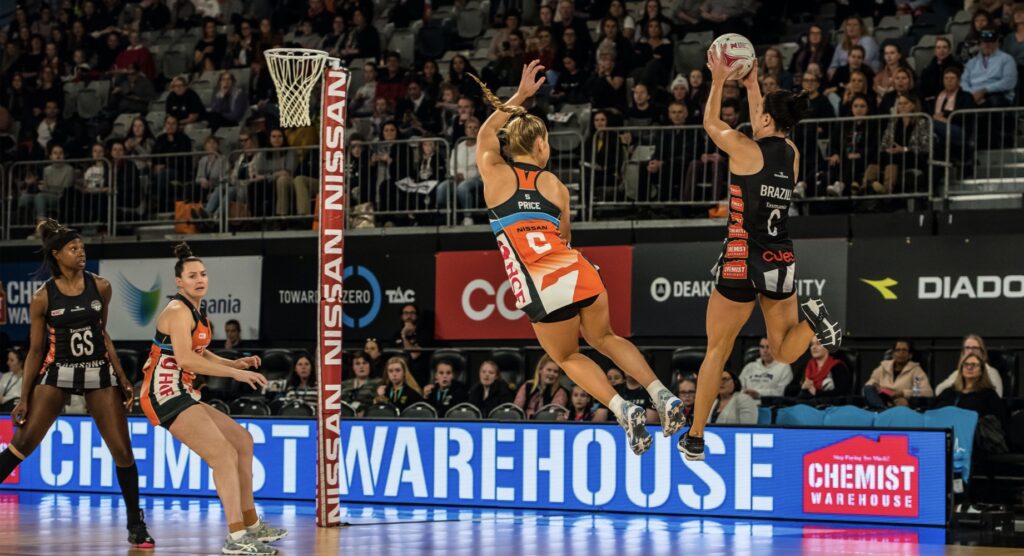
[0,491,1022,555]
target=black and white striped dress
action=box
[39,272,118,393]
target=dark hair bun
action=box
[173,242,193,261]
[36,218,62,245]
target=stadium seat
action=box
[671,348,705,378]
[402,401,438,419]
[279,400,315,417]
[260,349,295,381]
[387,30,416,67]
[111,112,140,140]
[76,89,102,119]
[490,348,525,387]
[365,403,400,418]
[532,403,568,421]
[208,399,231,414]
[457,9,486,39]
[341,402,357,418]
[775,404,825,426]
[986,349,1018,398]
[162,47,190,79]
[874,406,925,428]
[673,42,706,78]
[822,405,876,428]
[116,348,141,384]
[204,374,238,401]
[445,402,483,419]
[185,126,210,149]
[924,406,978,482]
[431,349,468,383]
[743,346,759,364]
[488,403,525,421]
[229,397,271,416]
[757,406,772,425]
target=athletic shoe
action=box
[127,510,155,549]
[800,297,843,353]
[655,390,686,437]
[827,181,845,197]
[248,517,288,543]
[793,181,807,199]
[617,403,653,456]
[222,533,278,555]
[677,432,705,461]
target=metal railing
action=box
[943,106,1024,199]
[6,157,114,238]
[219,145,317,232]
[346,137,451,227]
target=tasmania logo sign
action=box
[803,435,919,518]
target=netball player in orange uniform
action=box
[471,62,684,455]
[0,220,154,548]
[139,243,285,555]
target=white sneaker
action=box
[826,181,844,197]
[461,216,474,226]
[793,181,806,199]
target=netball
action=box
[710,33,756,80]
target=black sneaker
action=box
[800,297,842,352]
[677,432,705,461]
[128,509,155,549]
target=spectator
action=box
[552,55,591,105]
[829,16,880,76]
[514,355,569,419]
[799,337,847,398]
[342,351,381,412]
[396,79,439,135]
[18,143,73,222]
[194,135,228,214]
[877,93,930,194]
[877,67,915,114]
[790,24,834,77]
[962,29,1018,107]
[74,142,111,226]
[483,30,527,87]
[559,27,589,71]
[668,74,690,111]
[632,18,674,85]
[606,367,626,387]
[591,52,628,111]
[672,0,702,28]
[920,37,960,103]
[109,64,156,114]
[739,337,794,400]
[349,61,378,117]
[32,67,63,117]
[165,76,205,127]
[140,0,173,32]
[607,1,637,41]
[760,47,793,91]
[895,0,932,17]
[683,98,739,201]
[193,18,227,71]
[838,70,877,115]
[281,353,318,406]
[226,19,257,68]
[34,100,66,151]
[627,83,659,126]
[339,9,380,63]
[934,353,1007,425]
[614,368,659,424]
[122,116,155,169]
[827,93,881,196]
[638,0,673,38]
[586,109,624,192]
[363,338,386,378]
[1003,4,1024,66]
[306,0,336,36]
[595,17,633,72]
[257,128,297,217]
[207,71,247,129]
[526,27,558,75]
[551,0,594,56]
[369,121,416,220]
[864,339,932,408]
[151,114,194,211]
[957,10,991,62]
[419,59,443,101]
[793,71,835,198]
[698,0,753,36]
[376,52,409,106]
[422,361,469,417]
[255,18,284,58]
[369,97,394,141]
[686,68,710,121]
[935,335,1004,397]
[109,140,143,214]
[291,19,322,50]
[374,356,423,412]
[931,67,974,155]
[873,43,912,99]
[447,55,479,100]
[467,360,515,418]
[565,384,610,422]
[488,11,521,61]
[676,375,696,424]
[644,101,691,201]
[391,303,430,383]
[1,347,26,406]
[709,369,758,425]
[223,319,252,350]
[95,31,124,73]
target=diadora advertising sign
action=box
[97,257,262,341]
[632,239,847,336]
[1,261,99,341]
[338,422,948,526]
[848,236,1024,336]
[0,416,315,498]
[434,246,632,340]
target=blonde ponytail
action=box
[468,73,528,118]
[468,73,548,157]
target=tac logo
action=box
[342,265,381,328]
[861,277,899,300]
[118,273,163,325]
[803,435,919,518]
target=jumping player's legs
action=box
[579,292,684,434]
[758,294,815,364]
[532,316,652,455]
[1,385,67,472]
[689,289,756,439]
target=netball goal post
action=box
[265,48,348,527]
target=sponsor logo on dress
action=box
[726,240,749,259]
[730,197,745,212]
[50,308,65,317]
[727,225,748,239]
[729,185,742,197]
[70,306,85,312]
[90,300,102,312]
[762,250,795,264]
[722,261,748,280]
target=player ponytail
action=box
[37,218,81,277]
[173,242,203,277]
[763,90,810,134]
[468,73,548,157]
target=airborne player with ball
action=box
[677,37,844,461]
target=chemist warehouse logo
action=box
[803,435,919,518]
[341,266,418,329]
[861,275,1024,300]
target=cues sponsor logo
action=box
[803,435,919,518]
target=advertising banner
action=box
[434,246,632,340]
[632,239,848,336]
[0,416,316,498]
[261,251,434,343]
[1,261,99,341]
[847,236,1024,337]
[96,256,262,341]
[337,421,947,526]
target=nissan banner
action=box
[632,239,848,336]
[848,236,1024,337]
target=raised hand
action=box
[706,44,732,83]
[517,60,547,98]
[740,58,759,90]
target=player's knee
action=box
[110,446,134,467]
[236,429,254,456]
[210,445,239,470]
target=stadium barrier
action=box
[0,415,951,527]
[943,106,1024,199]
[218,145,318,230]
[6,157,114,238]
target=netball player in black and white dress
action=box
[0,220,154,547]
[679,50,843,460]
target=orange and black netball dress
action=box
[488,162,605,323]
[140,294,212,428]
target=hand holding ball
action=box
[708,33,755,80]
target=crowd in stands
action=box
[2,0,1023,234]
